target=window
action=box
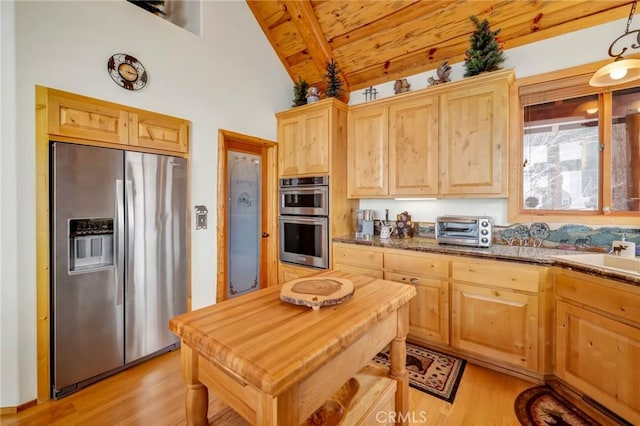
[510,63,640,224]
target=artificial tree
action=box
[292,77,309,107]
[464,15,505,77]
[324,59,344,99]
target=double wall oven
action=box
[278,176,329,269]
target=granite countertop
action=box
[333,235,640,286]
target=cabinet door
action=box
[278,115,303,176]
[388,96,439,196]
[556,301,640,424]
[451,282,539,370]
[440,78,509,196]
[278,107,330,177]
[129,111,188,153]
[300,107,330,175]
[385,271,449,344]
[48,94,128,144]
[347,105,388,197]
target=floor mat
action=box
[373,342,466,403]
[514,385,602,426]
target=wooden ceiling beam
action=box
[283,0,351,97]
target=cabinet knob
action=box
[410,277,419,285]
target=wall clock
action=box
[107,53,148,91]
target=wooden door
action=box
[451,282,539,371]
[388,96,439,196]
[278,114,302,176]
[217,131,277,302]
[439,78,509,196]
[556,301,640,424]
[347,105,389,197]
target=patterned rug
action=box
[514,385,602,426]
[373,342,466,403]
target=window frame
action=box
[508,57,640,225]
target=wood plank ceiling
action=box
[247,0,634,100]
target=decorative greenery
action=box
[324,59,344,99]
[292,77,309,107]
[464,15,505,77]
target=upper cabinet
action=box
[347,69,515,198]
[347,104,388,196]
[45,87,189,155]
[439,73,511,196]
[277,99,347,177]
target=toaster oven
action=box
[435,216,493,248]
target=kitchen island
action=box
[169,270,416,425]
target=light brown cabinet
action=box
[347,69,514,198]
[278,262,319,284]
[333,243,383,278]
[346,104,388,196]
[276,99,347,177]
[332,243,449,345]
[452,283,539,370]
[276,99,357,276]
[384,251,449,344]
[46,88,189,154]
[439,74,511,196]
[450,258,551,373]
[347,95,438,197]
[555,269,640,424]
[129,110,188,153]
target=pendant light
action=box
[590,0,640,87]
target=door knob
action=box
[261,233,269,238]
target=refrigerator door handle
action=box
[115,179,125,306]
[126,180,135,304]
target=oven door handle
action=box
[279,216,326,224]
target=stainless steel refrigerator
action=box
[51,142,187,399]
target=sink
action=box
[553,253,640,276]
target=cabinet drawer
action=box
[556,270,640,325]
[452,259,540,293]
[384,250,448,278]
[334,263,383,279]
[333,244,383,269]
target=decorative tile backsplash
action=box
[411,221,640,256]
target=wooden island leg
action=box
[389,304,410,426]
[181,344,209,426]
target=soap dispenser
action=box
[611,232,636,258]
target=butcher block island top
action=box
[169,270,416,425]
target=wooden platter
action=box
[280,277,354,310]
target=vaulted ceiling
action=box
[247,1,634,99]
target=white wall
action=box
[352,18,630,225]
[1,0,291,407]
[0,1,632,406]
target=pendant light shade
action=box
[590,0,640,87]
[589,58,640,87]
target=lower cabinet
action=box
[451,282,539,370]
[555,269,640,424]
[278,262,319,284]
[333,243,383,278]
[333,243,449,345]
[383,251,449,345]
[450,258,551,373]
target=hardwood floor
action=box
[1,349,538,425]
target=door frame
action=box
[216,129,278,302]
